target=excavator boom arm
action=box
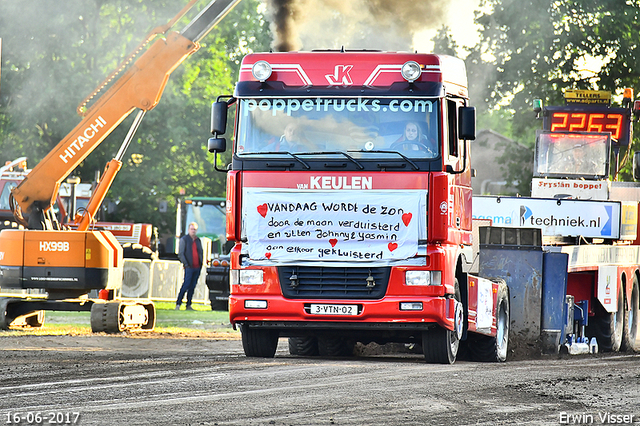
[10,0,242,226]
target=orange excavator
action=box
[0,0,241,331]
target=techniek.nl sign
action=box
[244,189,424,262]
[472,196,621,239]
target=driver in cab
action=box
[390,121,437,156]
[264,123,312,152]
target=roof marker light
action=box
[252,61,272,82]
[401,61,421,83]
[533,99,543,113]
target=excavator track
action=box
[0,298,45,329]
[90,301,156,333]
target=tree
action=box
[103,0,271,233]
[0,0,271,234]
[432,26,460,57]
[467,0,640,192]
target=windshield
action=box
[534,131,609,178]
[0,180,19,211]
[236,97,440,158]
[186,203,226,238]
[57,196,90,218]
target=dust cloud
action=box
[268,0,450,52]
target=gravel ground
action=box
[0,333,638,425]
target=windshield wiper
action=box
[242,151,310,169]
[297,151,364,170]
[352,150,420,170]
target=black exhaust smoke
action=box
[268,0,449,52]
[271,0,302,52]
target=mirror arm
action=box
[446,140,468,175]
[212,150,227,173]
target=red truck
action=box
[209,52,509,363]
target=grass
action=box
[1,301,239,338]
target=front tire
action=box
[240,325,279,358]
[422,326,458,364]
[423,279,462,364]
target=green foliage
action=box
[432,26,460,57]
[0,0,271,235]
[467,0,640,190]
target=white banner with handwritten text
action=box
[244,189,424,262]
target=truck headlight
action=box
[240,269,264,285]
[405,270,441,286]
[401,61,421,83]
[252,60,272,82]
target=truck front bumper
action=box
[229,295,458,332]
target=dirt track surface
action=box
[1,334,639,426]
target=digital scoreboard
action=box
[543,106,632,147]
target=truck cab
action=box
[211,51,509,363]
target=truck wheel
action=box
[422,326,458,364]
[288,336,319,356]
[422,279,462,364]
[240,324,279,358]
[317,336,355,357]
[588,284,624,352]
[469,281,510,362]
[621,276,639,352]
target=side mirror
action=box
[209,137,227,173]
[634,151,640,181]
[208,137,226,153]
[459,106,476,141]
[211,101,228,135]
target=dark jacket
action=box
[178,234,204,269]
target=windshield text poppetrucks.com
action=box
[242,98,433,117]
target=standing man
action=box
[176,222,203,310]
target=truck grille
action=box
[278,266,390,300]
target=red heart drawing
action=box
[388,242,398,252]
[329,238,338,247]
[265,252,271,259]
[257,203,268,218]
[402,213,412,227]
